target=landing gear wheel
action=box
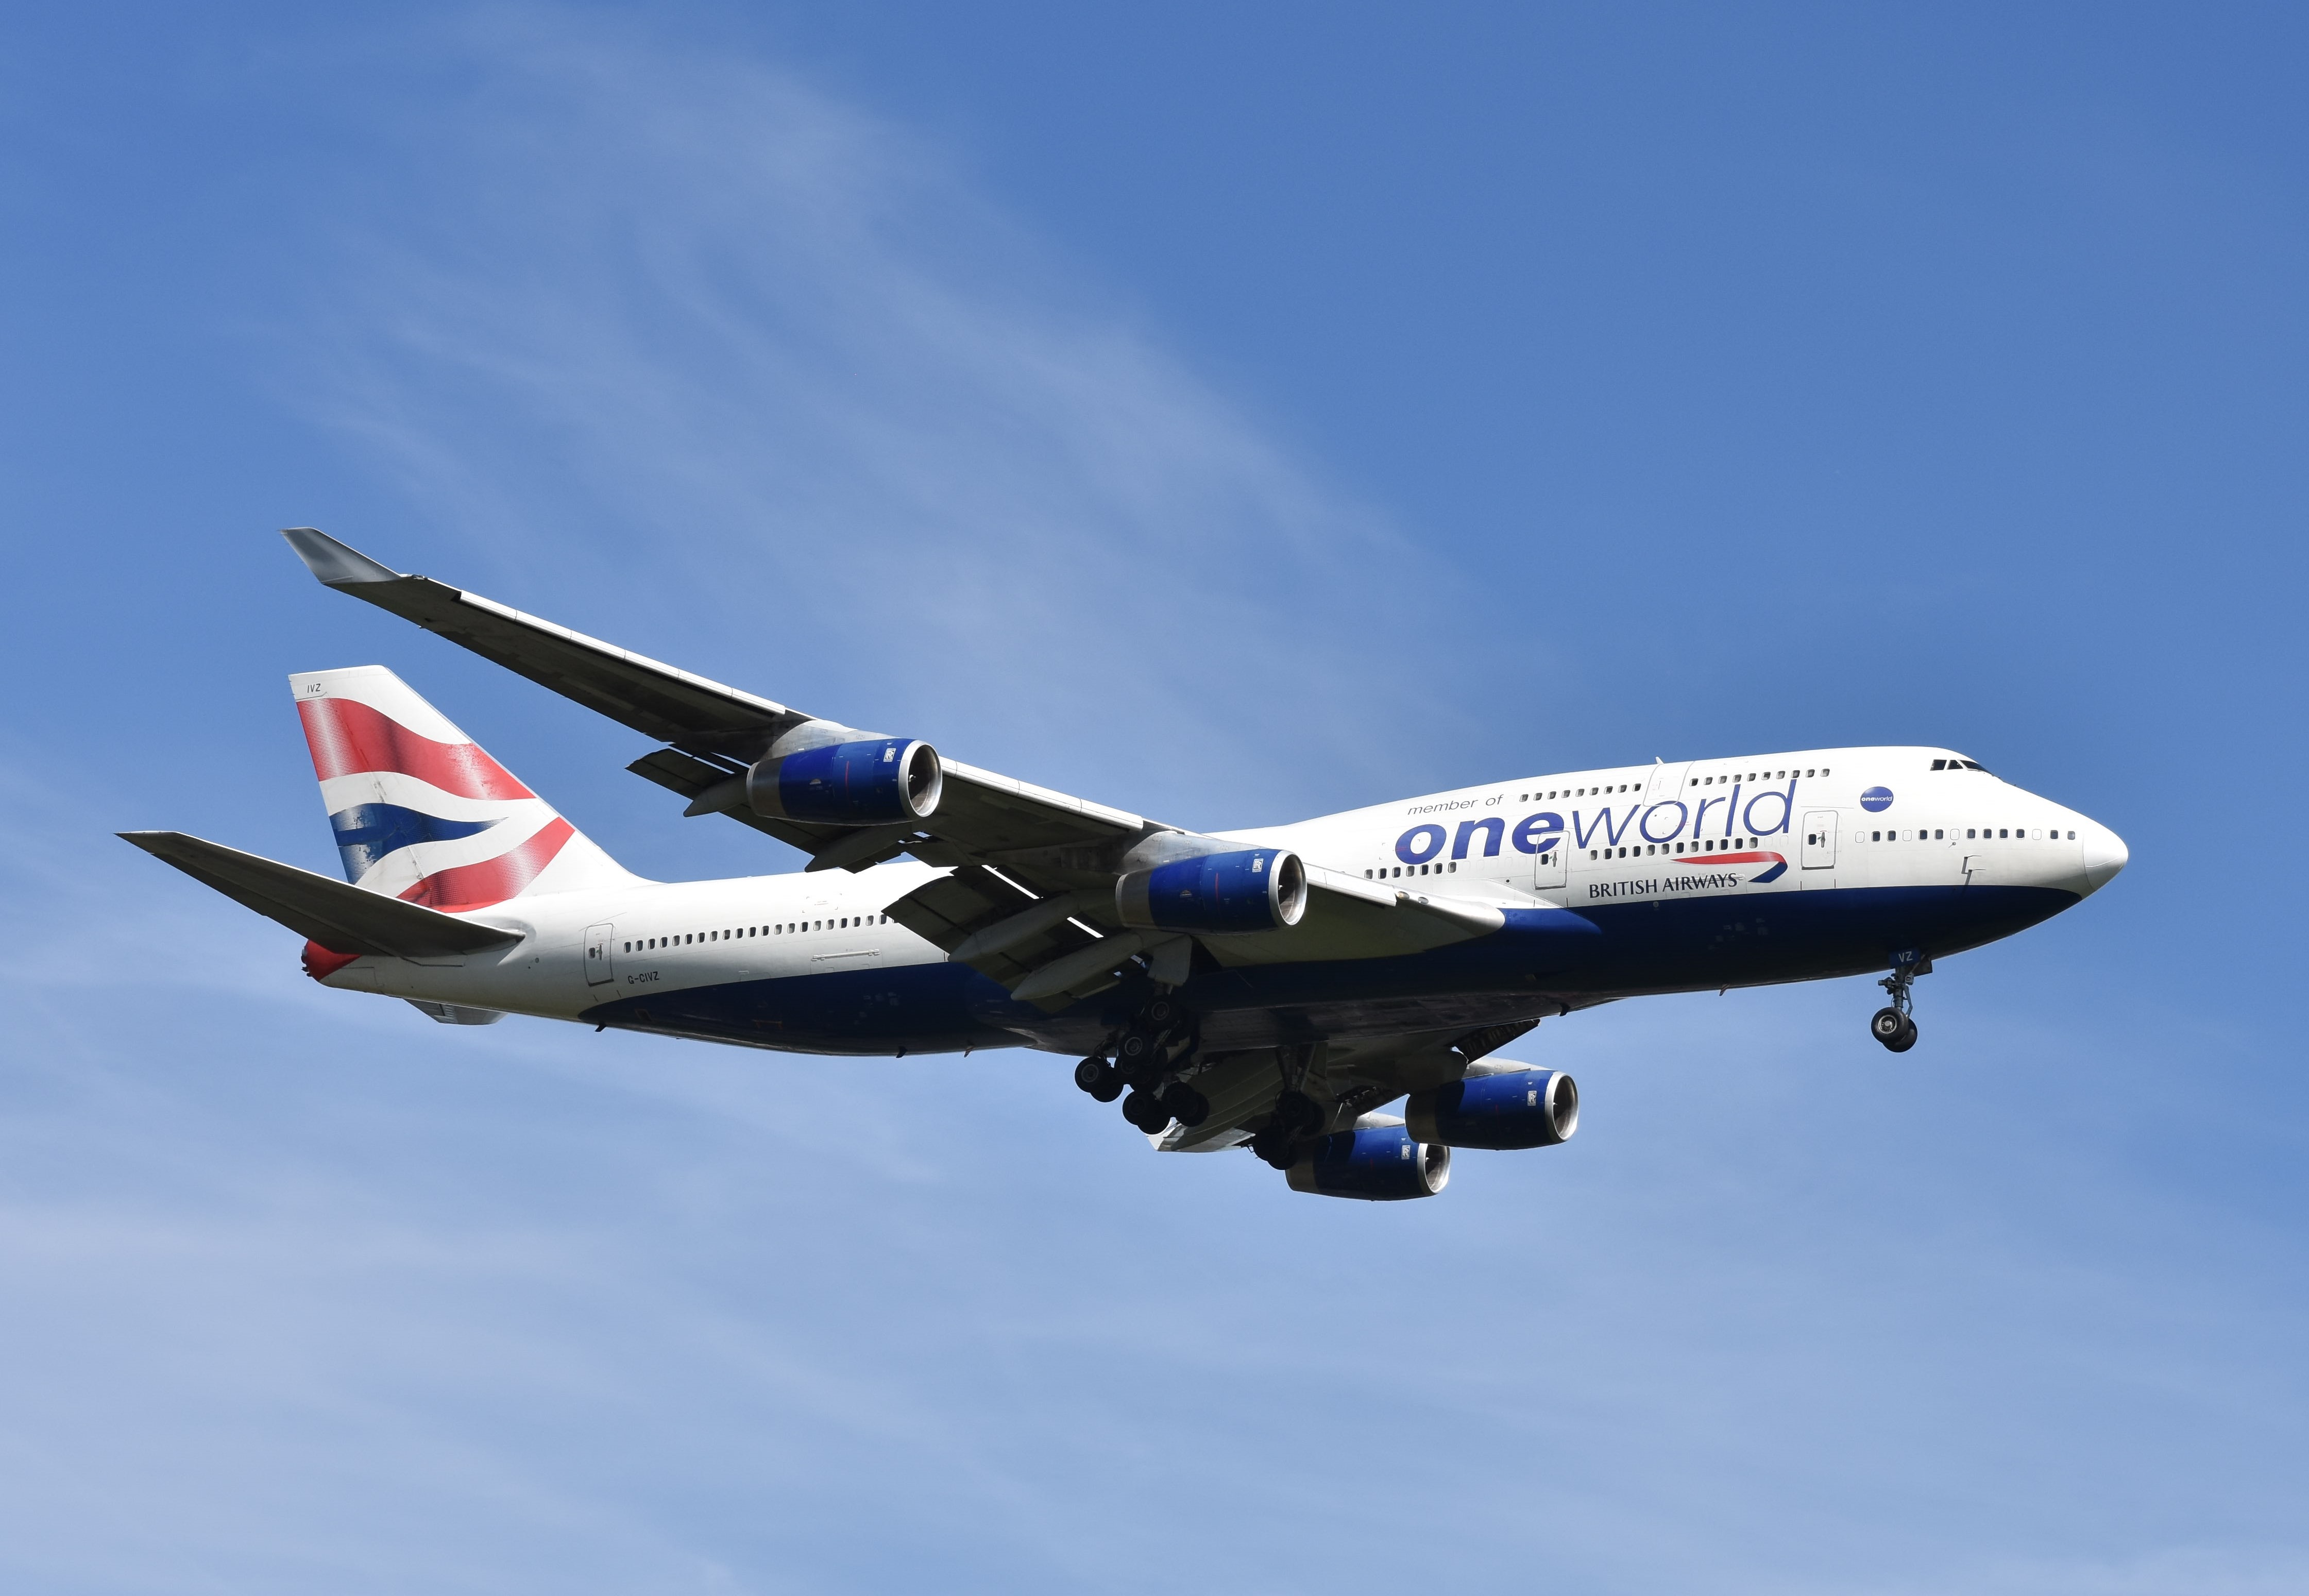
[1122,1090,1173,1133]
[1073,1057,1108,1094]
[1870,1007,1919,1052]
[1159,1083,1210,1128]
[1144,995,1183,1031]
[1272,1090,1325,1136]
[1249,1125,1297,1169]
[1089,1069,1124,1102]
[1871,952,1929,1054]
[1117,1029,1157,1068]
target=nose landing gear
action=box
[1870,950,1930,1052]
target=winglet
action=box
[281,527,403,588]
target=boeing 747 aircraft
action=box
[125,530,2128,1199]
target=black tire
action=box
[1274,1090,1325,1135]
[1161,1083,1210,1128]
[1870,1007,1907,1044]
[1122,1090,1173,1133]
[1883,1016,1919,1053]
[1144,995,1182,1030]
[1117,1029,1154,1065]
[1089,1068,1125,1103]
[1249,1125,1295,1168]
[1073,1056,1108,1094]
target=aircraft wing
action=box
[1157,1018,1542,1152]
[281,529,1152,880]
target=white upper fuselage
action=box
[319,745,2126,1044]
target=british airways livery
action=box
[126,530,2129,1201]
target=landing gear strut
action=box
[1870,950,1929,1052]
[1249,1090,1324,1168]
[1247,1042,1331,1169]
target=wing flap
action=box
[121,830,521,957]
[881,866,1103,990]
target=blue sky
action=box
[3,4,2306,1591]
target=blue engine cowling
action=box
[746,738,943,825]
[1285,1124,1451,1200]
[1115,847,1308,934]
[1404,1067,1578,1150]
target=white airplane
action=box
[125,529,2128,1200]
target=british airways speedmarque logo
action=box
[1678,848,1787,885]
[1860,786,1894,812]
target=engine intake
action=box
[748,738,942,826]
[1115,847,1308,935]
[1404,1067,1578,1150]
[1285,1123,1451,1200]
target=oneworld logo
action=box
[1860,786,1894,813]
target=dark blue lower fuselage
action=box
[579,884,2077,1058]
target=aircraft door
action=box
[1644,761,1691,805]
[1643,761,1692,853]
[584,923,617,987]
[1532,825,1567,891]
[1801,811,1838,870]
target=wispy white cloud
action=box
[293,6,1488,833]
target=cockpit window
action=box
[1931,757,1992,773]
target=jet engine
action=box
[1404,1067,1578,1150]
[746,738,943,826]
[1284,1122,1451,1200]
[1115,847,1308,934]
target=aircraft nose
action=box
[2079,822,2128,894]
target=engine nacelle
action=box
[746,738,942,826]
[1115,847,1308,935]
[1285,1123,1451,1200]
[1404,1067,1578,1150]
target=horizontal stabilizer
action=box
[120,831,522,958]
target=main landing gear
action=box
[1248,1090,1324,1169]
[1870,950,1930,1053]
[1072,994,1209,1134]
[1246,1043,1329,1169]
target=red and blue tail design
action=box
[290,666,632,912]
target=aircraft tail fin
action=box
[288,665,636,909]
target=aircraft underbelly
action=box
[571,882,2078,1057]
